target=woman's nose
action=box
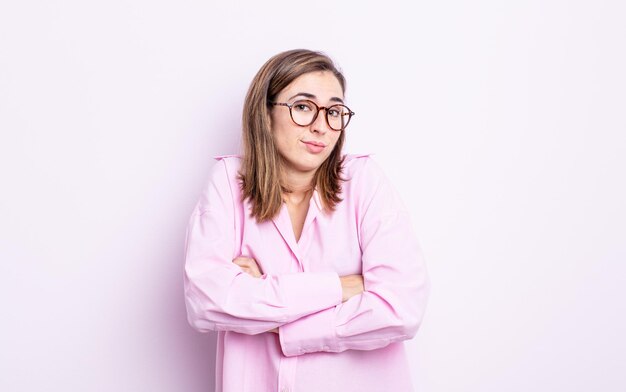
[310,109,330,134]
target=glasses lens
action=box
[327,104,352,131]
[290,100,317,126]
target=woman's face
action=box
[270,70,344,179]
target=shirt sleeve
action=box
[278,157,430,356]
[184,159,343,335]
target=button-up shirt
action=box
[184,153,430,392]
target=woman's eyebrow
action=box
[287,92,344,104]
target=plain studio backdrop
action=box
[1,1,624,391]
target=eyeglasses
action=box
[270,99,355,131]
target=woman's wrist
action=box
[340,274,364,302]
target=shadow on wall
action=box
[166,256,219,391]
[175,96,239,391]
[183,330,218,391]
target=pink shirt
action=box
[184,154,430,392]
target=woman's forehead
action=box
[280,71,344,100]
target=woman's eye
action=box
[328,109,340,117]
[293,101,314,112]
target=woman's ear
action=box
[266,111,273,132]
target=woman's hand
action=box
[340,275,364,302]
[232,256,264,278]
[232,256,278,334]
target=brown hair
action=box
[238,49,347,222]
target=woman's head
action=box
[240,49,351,221]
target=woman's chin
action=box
[283,157,326,175]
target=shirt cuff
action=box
[278,306,339,357]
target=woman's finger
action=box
[233,256,263,277]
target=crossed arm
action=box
[185,158,429,356]
[232,256,365,334]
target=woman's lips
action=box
[302,140,326,154]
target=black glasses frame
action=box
[270,99,355,131]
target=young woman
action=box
[184,49,430,392]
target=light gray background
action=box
[1,1,624,391]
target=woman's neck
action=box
[280,168,315,205]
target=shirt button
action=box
[281,388,290,392]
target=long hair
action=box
[239,49,347,222]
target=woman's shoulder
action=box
[342,152,371,171]
[213,153,242,162]
[203,154,242,189]
[342,152,385,179]
[212,153,242,172]
[341,153,405,210]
